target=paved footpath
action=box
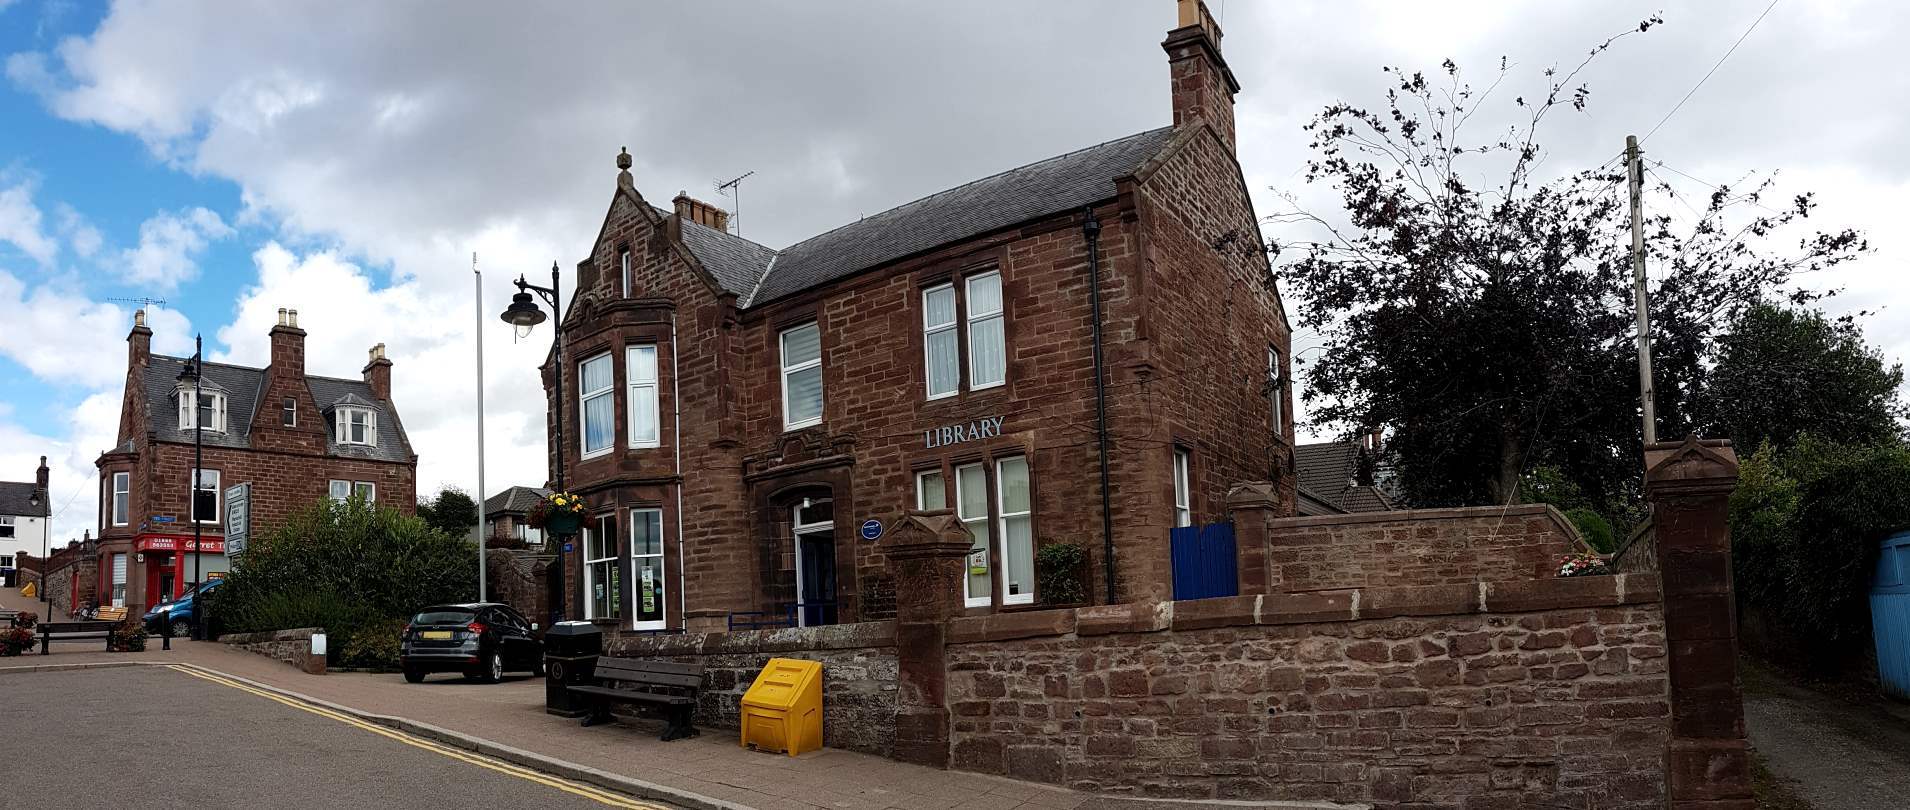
[1742,660,1910,810]
[2,639,1321,810]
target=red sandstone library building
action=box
[543,2,1292,632]
[83,308,417,613]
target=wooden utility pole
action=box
[1627,135,1657,445]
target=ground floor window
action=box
[584,513,620,620]
[953,464,992,607]
[791,497,837,626]
[1173,448,1193,527]
[928,456,1034,608]
[996,457,1033,604]
[0,554,13,568]
[629,508,664,630]
[110,553,127,608]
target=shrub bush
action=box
[13,610,36,630]
[208,497,476,664]
[1564,508,1617,554]
[110,617,148,652]
[1035,542,1089,605]
[1731,437,1910,675]
[339,619,406,671]
[0,627,34,656]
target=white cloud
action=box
[0,181,58,265]
[0,391,122,544]
[0,269,191,387]
[54,203,102,259]
[119,207,232,289]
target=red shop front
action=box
[135,534,229,604]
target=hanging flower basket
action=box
[530,492,587,536]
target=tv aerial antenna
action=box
[714,170,755,237]
[108,296,169,318]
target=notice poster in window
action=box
[641,567,655,614]
[967,548,988,575]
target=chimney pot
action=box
[672,194,731,232]
[287,309,299,327]
[134,309,147,328]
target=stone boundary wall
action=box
[942,574,1667,808]
[1243,504,1591,593]
[219,627,326,675]
[607,621,898,755]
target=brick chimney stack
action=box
[269,307,307,379]
[34,455,48,514]
[673,192,731,232]
[1163,0,1240,153]
[128,308,153,368]
[363,343,392,401]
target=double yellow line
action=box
[167,665,671,809]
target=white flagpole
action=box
[474,252,488,601]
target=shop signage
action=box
[135,536,227,553]
[225,483,251,557]
[923,415,1004,449]
[860,519,882,541]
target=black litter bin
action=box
[544,621,603,717]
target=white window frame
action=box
[620,248,632,298]
[922,283,959,400]
[281,397,296,427]
[583,513,620,620]
[629,508,666,630]
[996,456,1034,605]
[780,323,823,430]
[191,469,221,524]
[1268,347,1284,437]
[110,553,127,608]
[915,469,946,510]
[336,407,378,447]
[0,555,13,569]
[329,479,351,503]
[626,345,659,449]
[111,472,129,526]
[1173,448,1193,528]
[579,352,614,459]
[179,390,228,433]
[954,462,991,609]
[966,271,1006,391]
[0,516,13,539]
[353,481,376,502]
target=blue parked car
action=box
[144,578,224,637]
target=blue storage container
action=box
[1874,530,1910,700]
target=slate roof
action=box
[484,485,550,517]
[1294,440,1396,514]
[1296,485,1346,517]
[668,127,1177,308]
[0,482,46,517]
[141,355,412,462]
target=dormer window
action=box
[178,389,228,433]
[336,406,377,446]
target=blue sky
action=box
[2,0,1905,542]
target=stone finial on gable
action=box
[616,146,634,189]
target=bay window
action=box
[579,353,614,457]
[336,406,377,446]
[179,390,227,432]
[780,323,823,429]
[626,345,659,448]
[111,472,129,526]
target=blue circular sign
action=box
[860,519,883,541]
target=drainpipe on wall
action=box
[1082,207,1116,605]
[671,311,686,632]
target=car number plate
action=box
[422,630,453,640]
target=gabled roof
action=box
[666,127,1177,309]
[1294,440,1397,514]
[484,485,550,517]
[0,482,46,517]
[140,356,412,463]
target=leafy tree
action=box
[1271,19,1866,510]
[1695,304,1905,452]
[417,486,480,538]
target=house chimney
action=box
[1163,0,1240,153]
[128,309,153,368]
[672,192,731,232]
[268,306,307,379]
[363,342,392,401]
[34,455,48,513]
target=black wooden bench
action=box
[38,620,117,654]
[568,658,705,741]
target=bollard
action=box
[160,614,172,651]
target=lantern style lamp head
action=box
[500,288,547,333]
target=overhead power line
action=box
[1641,0,1781,144]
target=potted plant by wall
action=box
[529,492,587,537]
[1557,552,1612,578]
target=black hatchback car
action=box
[400,603,544,684]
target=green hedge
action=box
[208,497,476,664]
[1730,437,1910,675]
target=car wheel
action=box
[481,652,503,684]
[169,618,193,639]
[403,668,425,684]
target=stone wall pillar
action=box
[1226,481,1279,595]
[882,509,973,768]
[1645,435,1753,809]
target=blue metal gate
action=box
[1873,530,1910,700]
[1171,521,1237,601]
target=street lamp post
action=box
[179,334,206,640]
[500,262,567,621]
